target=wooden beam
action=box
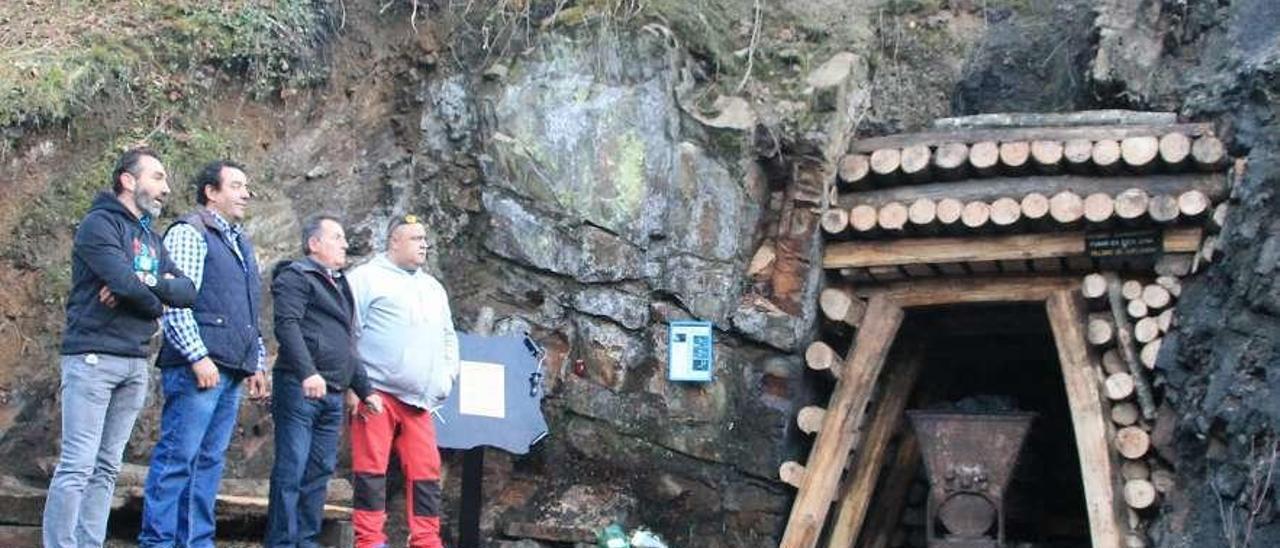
[838,154,871,187]
[820,287,867,327]
[855,276,1077,307]
[931,110,1177,130]
[780,461,808,489]
[836,173,1228,209]
[797,406,827,435]
[216,494,352,519]
[826,342,926,548]
[852,432,919,548]
[824,228,1203,269]
[806,341,843,378]
[1193,135,1227,170]
[1159,132,1192,165]
[1045,290,1126,548]
[780,296,905,548]
[934,142,969,178]
[850,123,1213,153]
[1104,273,1158,420]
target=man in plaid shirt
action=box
[139,160,269,547]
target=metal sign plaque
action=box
[1086,229,1163,258]
[668,321,715,382]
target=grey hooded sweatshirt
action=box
[348,254,460,410]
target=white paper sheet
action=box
[458,360,505,418]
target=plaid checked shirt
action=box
[161,210,266,371]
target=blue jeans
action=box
[138,366,243,547]
[265,372,344,548]
[43,353,149,548]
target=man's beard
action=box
[134,189,162,218]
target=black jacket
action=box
[61,191,197,358]
[271,257,371,398]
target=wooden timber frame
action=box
[785,111,1241,548]
[781,278,1124,548]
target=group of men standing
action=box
[41,147,460,548]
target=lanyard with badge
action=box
[132,237,159,287]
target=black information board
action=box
[436,333,548,454]
[1086,229,1163,258]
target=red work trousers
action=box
[351,390,444,548]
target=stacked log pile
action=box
[1081,271,1188,546]
[824,119,1236,281]
[836,125,1223,190]
[829,178,1221,235]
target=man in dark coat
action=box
[43,147,197,548]
[265,214,383,547]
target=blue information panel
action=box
[667,321,714,382]
[435,333,548,454]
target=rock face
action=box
[952,0,1097,114]
[1091,0,1166,102]
[440,31,805,546]
[482,34,766,324]
[1135,1,1280,546]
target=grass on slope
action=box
[0,0,329,130]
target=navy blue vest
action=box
[157,209,262,375]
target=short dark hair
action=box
[301,213,342,256]
[385,213,424,245]
[194,160,246,205]
[111,147,162,194]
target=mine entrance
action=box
[782,111,1234,548]
[898,304,1091,547]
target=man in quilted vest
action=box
[139,160,268,547]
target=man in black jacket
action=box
[266,214,383,547]
[43,147,197,548]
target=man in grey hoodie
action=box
[346,214,459,548]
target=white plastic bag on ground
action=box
[629,529,668,548]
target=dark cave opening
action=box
[859,304,1094,548]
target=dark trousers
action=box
[265,372,343,548]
